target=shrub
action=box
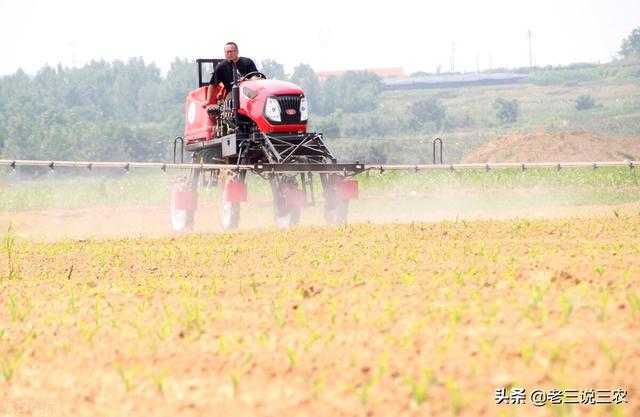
[493,98,520,124]
[575,95,596,111]
[409,98,446,130]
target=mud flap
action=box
[335,180,359,201]
[283,188,306,209]
[172,189,198,211]
[225,182,247,202]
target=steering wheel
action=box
[238,71,267,82]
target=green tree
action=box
[493,98,520,124]
[316,71,382,116]
[159,58,195,134]
[409,98,446,130]
[290,64,321,111]
[340,112,382,137]
[0,59,180,165]
[619,27,640,59]
[259,59,286,80]
[312,109,343,138]
[317,75,341,116]
[339,71,382,113]
[575,95,596,111]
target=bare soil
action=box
[0,216,638,417]
[463,131,640,163]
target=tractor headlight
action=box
[300,97,308,121]
[265,97,282,122]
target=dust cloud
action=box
[1,169,637,242]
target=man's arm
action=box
[203,83,215,107]
[203,64,224,107]
[202,82,226,108]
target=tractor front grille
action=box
[275,95,304,124]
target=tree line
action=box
[0,58,382,163]
[2,25,638,165]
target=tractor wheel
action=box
[322,173,349,225]
[274,204,301,228]
[170,178,197,232]
[325,198,349,225]
[220,200,240,230]
[170,206,194,231]
[219,174,241,231]
[270,175,302,229]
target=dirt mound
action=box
[463,131,640,163]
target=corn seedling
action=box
[183,301,204,337]
[115,361,138,392]
[312,374,326,399]
[271,302,286,328]
[405,368,438,408]
[599,340,620,372]
[4,223,18,280]
[446,378,464,415]
[405,375,427,408]
[1,345,25,382]
[520,344,536,366]
[286,347,298,367]
[358,376,375,405]
[560,293,573,322]
[627,293,640,321]
[8,292,31,322]
[329,299,338,324]
[598,291,610,322]
[155,320,172,341]
[230,370,241,396]
[150,368,168,394]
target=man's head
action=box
[224,42,239,63]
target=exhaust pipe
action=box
[231,61,240,127]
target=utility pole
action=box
[476,52,480,73]
[450,43,455,73]
[527,30,534,69]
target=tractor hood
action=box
[240,79,304,97]
[237,78,308,133]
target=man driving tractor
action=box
[202,42,258,108]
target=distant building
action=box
[382,72,529,90]
[316,67,405,80]
[314,68,529,90]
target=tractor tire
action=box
[220,200,240,230]
[170,208,195,231]
[219,183,240,231]
[274,205,301,229]
[270,175,302,229]
[324,199,349,225]
[170,181,196,232]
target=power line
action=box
[450,43,455,73]
[527,30,534,68]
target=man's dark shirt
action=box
[210,57,258,92]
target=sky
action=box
[1,0,638,77]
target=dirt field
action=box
[463,131,640,163]
[1,210,639,416]
[2,194,640,242]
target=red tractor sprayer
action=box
[171,59,362,231]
